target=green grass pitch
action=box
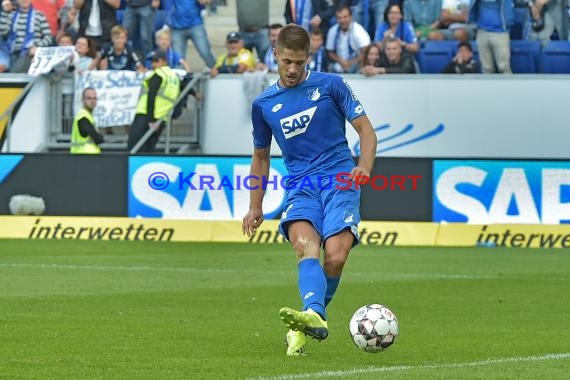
[1,240,569,379]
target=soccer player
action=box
[242,24,377,356]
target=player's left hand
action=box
[348,166,371,186]
[242,209,264,237]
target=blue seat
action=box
[541,41,570,73]
[510,7,528,40]
[510,40,540,73]
[418,41,458,74]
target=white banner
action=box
[74,70,144,128]
[201,75,570,159]
[28,46,76,76]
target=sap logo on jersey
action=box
[280,106,317,139]
[433,160,570,224]
[128,157,287,220]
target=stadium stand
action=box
[510,40,541,73]
[417,39,566,75]
[417,40,458,74]
[541,41,570,74]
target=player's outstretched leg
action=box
[323,228,355,307]
[281,227,328,340]
[324,272,340,307]
[285,329,306,356]
[279,307,328,340]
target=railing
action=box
[129,72,204,154]
[45,71,205,154]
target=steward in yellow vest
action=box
[127,49,180,153]
[70,88,104,154]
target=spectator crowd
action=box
[0,0,568,75]
[1,0,568,154]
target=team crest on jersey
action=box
[280,106,317,139]
[307,88,321,101]
[272,103,283,112]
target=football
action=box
[349,304,399,353]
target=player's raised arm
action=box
[242,146,270,237]
[349,115,377,181]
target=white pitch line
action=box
[253,352,570,380]
[0,263,496,279]
[353,273,498,280]
[0,263,238,273]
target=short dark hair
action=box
[82,87,96,98]
[335,4,351,15]
[276,24,310,54]
[310,28,323,38]
[77,35,97,59]
[269,23,283,30]
[457,41,473,52]
[384,3,404,23]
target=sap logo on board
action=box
[280,106,317,139]
[433,161,570,224]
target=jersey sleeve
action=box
[403,22,418,44]
[329,75,366,122]
[172,51,183,66]
[127,47,142,69]
[374,23,388,43]
[354,24,371,49]
[251,98,272,149]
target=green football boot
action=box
[279,307,329,340]
[285,329,306,356]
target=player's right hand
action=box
[242,209,264,237]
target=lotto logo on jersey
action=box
[280,106,317,139]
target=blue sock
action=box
[324,272,341,308]
[297,258,327,319]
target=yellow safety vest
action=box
[70,108,101,154]
[135,66,180,120]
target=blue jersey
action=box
[252,71,366,181]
